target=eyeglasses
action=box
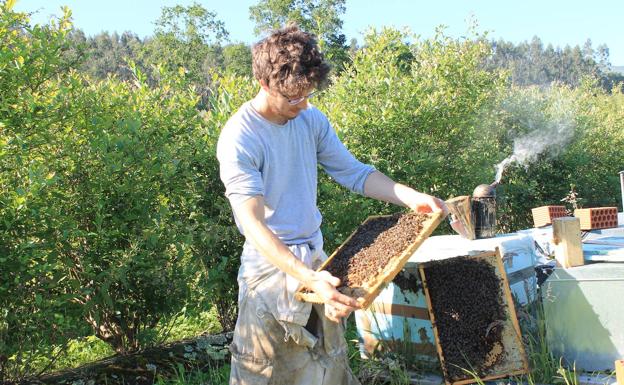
[280,90,320,105]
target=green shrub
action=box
[485,81,624,231]
[1,3,85,379]
[1,5,246,379]
[317,27,506,248]
[569,80,624,208]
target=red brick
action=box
[574,207,619,230]
[532,205,567,227]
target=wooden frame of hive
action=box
[294,211,445,308]
[418,249,529,385]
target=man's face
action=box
[267,87,315,121]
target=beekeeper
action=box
[217,23,452,385]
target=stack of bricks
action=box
[574,207,619,230]
[531,205,568,227]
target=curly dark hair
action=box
[252,23,330,97]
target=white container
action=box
[543,263,624,371]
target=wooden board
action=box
[419,249,529,385]
[295,211,445,308]
[616,359,624,385]
[446,196,475,240]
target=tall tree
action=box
[222,43,253,77]
[248,0,349,71]
[143,2,229,82]
[486,36,614,89]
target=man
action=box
[217,24,452,385]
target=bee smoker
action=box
[472,183,497,239]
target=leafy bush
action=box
[317,27,506,248]
[196,71,256,332]
[481,83,585,231]
[317,27,623,240]
[484,80,624,231]
[1,5,247,379]
[1,3,85,379]
[569,81,624,208]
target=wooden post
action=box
[616,359,624,385]
[552,217,584,268]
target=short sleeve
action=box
[216,127,264,208]
[316,114,376,194]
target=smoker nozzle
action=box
[473,183,497,198]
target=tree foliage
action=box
[143,2,229,83]
[1,3,80,378]
[1,4,245,379]
[63,30,145,81]
[316,27,506,248]
[485,36,624,90]
[222,42,253,77]
[49,4,624,92]
[249,0,349,70]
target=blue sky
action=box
[15,0,624,66]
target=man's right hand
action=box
[233,196,362,321]
[305,270,361,322]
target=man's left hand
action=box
[406,191,448,215]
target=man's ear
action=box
[259,80,270,92]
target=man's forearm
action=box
[244,217,315,285]
[233,196,366,316]
[234,196,316,287]
[363,171,446,214]
[363,171,418,208]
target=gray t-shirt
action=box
[217,101,375,247]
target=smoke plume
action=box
[494,92,577,184]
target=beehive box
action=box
[354,267,438,363]
[419,249,529,385]
[295,211,445,308]
[355,232,538,368]
[531,205,567,227]
[543,263,624,371]
[574,207,619,230]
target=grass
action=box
[11,307,224,379]
[157,307,223,343]
[11,295,614,385]
[153,362,230,385]
[39,335,115,373]
[344,314,408,384]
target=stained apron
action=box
[229,241,361,385]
